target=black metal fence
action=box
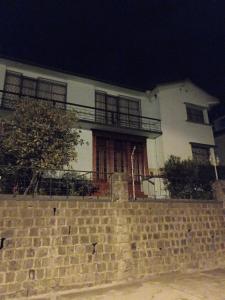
[0,166,112,199]
[0,89,161,135]
[0,165,223,201]
[128,174,218,201]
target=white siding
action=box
[0,59,219,173]
[158,82,216,164]
[0,59,160,120]
[69,129,93,171]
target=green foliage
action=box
[0,166,32,194]
[0,99,84,193]
[163,155,215,199]
[38,172,99,196]
[1,100,83,169]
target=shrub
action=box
[38,171,99,196]
[162,155,215,199]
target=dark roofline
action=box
[0,53,146,93]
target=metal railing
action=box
[0,166,112,199]
[0,90,161,134]
[128,174,215,201]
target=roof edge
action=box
[0,54,146,94]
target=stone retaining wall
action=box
[0,196,225,299]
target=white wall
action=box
[69,129,93,171]
[158,82,216,164]
[0,58,160,120]
[1,59,219,173]
[0,59,161,174]
[147,136,165,172]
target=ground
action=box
[29,268,225,300]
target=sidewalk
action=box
[57,268,225,300]
[18,269,225,300]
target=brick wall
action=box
[0,196,225,299]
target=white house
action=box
[0,58,219,196]
[147,80,219,173]
[211,107,225,166]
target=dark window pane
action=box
[106,95,117,125]
[22,78,37,97]
[3,71,67,109]
[3,71,21,108]
[37,79,66,108]
[95,92,141,129]
[114,140,124,172]
[192,145,210,164]
[95,92,106,124]
[119,98,129,127]
[187,106,205,123]
[96,137,107,180]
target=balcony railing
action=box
[0,90,162,136]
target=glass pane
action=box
[106,96,117,125]
[22,78,36,97]
[129,100,139,111]
[96,137,107,180]
[114,140,124,172]
[3,72,21,108]
[192,146,209,164]
[52,84,66,95]
[119,98,129,112]
[187,106,204,123]
[95,92,106,124]
[38,81,52,93]
[119,98,129,127]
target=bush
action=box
[0,167,99,196]
[38,171,99,196]
[0,166,32,194]
[162,156,215,200]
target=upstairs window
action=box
[191,143,210,164]
[186,105,205,124]
[95,91,141,128]
[3,71,67,109]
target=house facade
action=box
[210,104,225,166]
[147,81,219,173]
[0,58,219,184]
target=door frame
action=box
[92,130,148,177]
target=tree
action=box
[0,99,84,194]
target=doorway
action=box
[93,132,148,178]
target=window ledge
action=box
[186,120,212,126]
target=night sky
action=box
[0,0,225,100]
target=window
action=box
[3,71,67,109]
[95,91,141,128]
[191,144,210,164]
[186,105,205,124]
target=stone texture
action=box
[0,195,225,299]
[213,180,225,206]
[111,173,128,202]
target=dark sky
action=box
[0,0,225,99]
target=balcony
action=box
[75,105,161,138]
[0,90,162,138]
